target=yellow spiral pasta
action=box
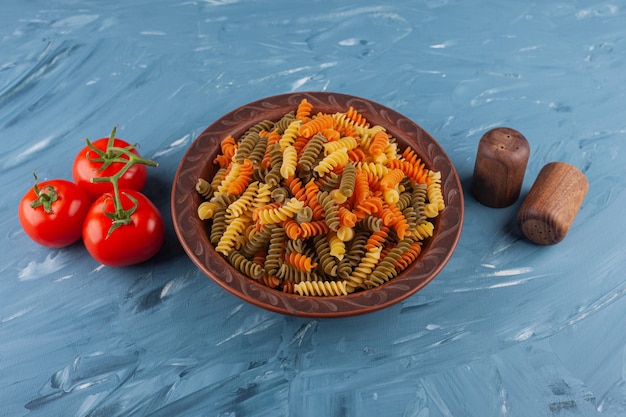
[197,201,219,220]
[413,221,434,240]
[328,232,346,260]
[226,181,259,220]
[294,280,348,296]
[323,136,358,155]
[256,197,304,225]
[279,119,301,151]
[215,215,250,256]
[354,162,389,179]
[314,149,349,176]
[280,145,297,179]
[427,170,445,212]
[344,246,382,293]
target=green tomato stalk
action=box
[89,126,158,237]
[29,171,58,213]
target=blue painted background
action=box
[1,1,625,415]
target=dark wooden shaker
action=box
[517,162,588,245]
[471,128,530,208]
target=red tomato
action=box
[72,137,148,201]
[18,178,92,248]
[82,190,165,267]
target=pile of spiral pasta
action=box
[195,99,445,297]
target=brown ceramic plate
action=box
[171,92,463,318]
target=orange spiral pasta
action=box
[379,168,405,190]
[365,225,390,250]
[320,128,340,141]
[368,131,389,157]
[348,148,367,162]
[303,180,326,220]
[283,217,302,240]
[261,129,281,169]
[380,203,410,239]
[352,196,384,219]
[395,239,422,272]
[214,135,237,168]
[299,220,330,238]
[283,175,307,202]
[338,206,358,228]
[198,99,446,296]
[387,158,428,184]
[226,159,254,195]
[345,106,369,127]
[284,252,317,272]
[352,170,371,205]
[295,98,313,122]
[299,114,335,138]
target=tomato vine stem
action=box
[87,127,158,237]
[30,171,58,214]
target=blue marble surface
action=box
[1,0,625,415]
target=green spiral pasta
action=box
[396,191,413,211]
[195,178,212,199]
[344,246,382,293]
[317,191,340,232]
[313,234,338,277]
[228,249,264,280]
[274,111,296,134]
[316,171,341,191]
[295,206,313,224]
[247,134,268,164]
[240,224,275,259]
[277,262,319,283]
[402,206,419,235]
[338,162,357,198]
[337,229,369,279]
[265,226,286,276]
[365,238,413,288]
[298,132,326,172]
[234,130,260,163]
[357,215,382,232]
[271,186,290,203]
[264,143,283,186]
[412,182,428,225]
[209,206,228,244]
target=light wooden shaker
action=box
[471,128,530,208]
[517,162,588,245]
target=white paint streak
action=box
[1,307,33,323]
[19,252,67,281]
[152,134,190,158]
[291,76,311,91]
[514,327,535,341]
[492,267,534,277]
